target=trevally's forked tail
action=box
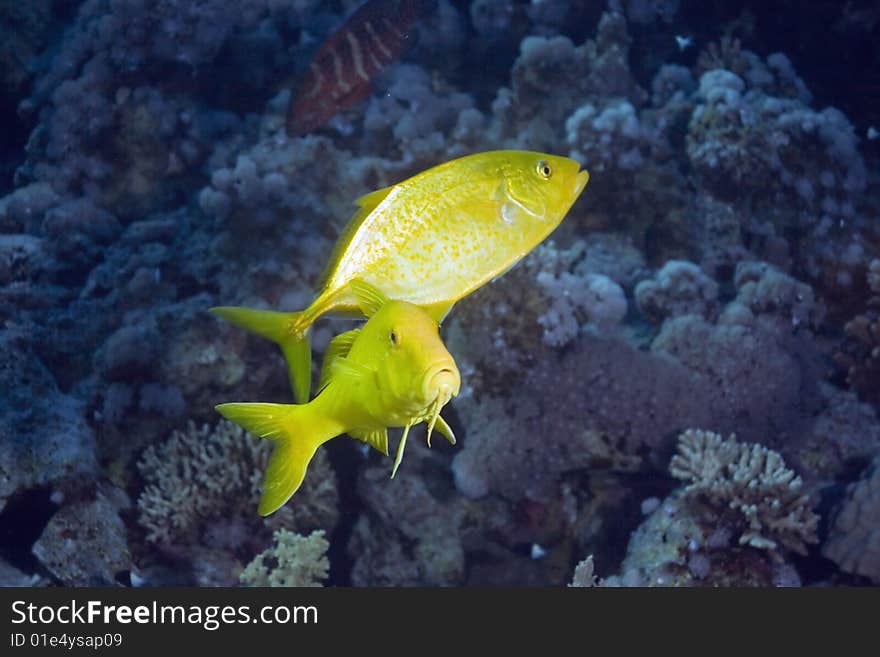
[215,402,338,516]
[210,307,311,404]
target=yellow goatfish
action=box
[213,150,588,403]
[216,281,460,516]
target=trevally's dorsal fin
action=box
[350,427,389,456]
[317,185,395,288]
[318,328,361,392]
[349,279,390,317]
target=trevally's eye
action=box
[389,330,399,346]
[536,160,552,179]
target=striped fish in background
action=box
[286,0,437,137]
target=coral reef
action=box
[569,556,597,587]
[1,1,879,588]
[596,429,816,587]
[240,529,329,587]
[835,260,880,408]
[349,439,471,586]
[635,260,719,322]
[136,420,338,585]
[669,429,818,554]
[0,328,98,513]
[602,489,805,587]
[32,487,132,586]
[0,559,42,587]
[822,456,880,584]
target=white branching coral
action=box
[240,529,329,587]
[137,420,338,545]
[569,556,597,587]
[670,429,818,555]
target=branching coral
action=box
[569,556,597,587]
[240,529,328,587]
[669,429,818,555]
[137,420,339,547]
[603,488,804,587]
[593,429,820,586]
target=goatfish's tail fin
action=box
[210,307,312,404]
[215,402,334,516]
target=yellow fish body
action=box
[213,150,588,403]
[216,282,460,516]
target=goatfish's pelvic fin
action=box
[350,427,389,456]
[210,306,312,404]
[391,424,412,479]
[215,401,339,516]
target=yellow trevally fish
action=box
[216,281,461,516]
[213,150,588,403]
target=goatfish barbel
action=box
[216,281,460,516]
[212,149,589,403]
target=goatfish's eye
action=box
[390,330,399,346]
[536,160,552,179]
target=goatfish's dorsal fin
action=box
[318,328,362,392]
[349,279,390,317]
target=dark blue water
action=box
[1,0,878,588]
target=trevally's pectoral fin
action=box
[421,299,456,323]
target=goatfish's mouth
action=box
[390,363,461,480]
[422,362,460,448]
[423,365,460,407]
